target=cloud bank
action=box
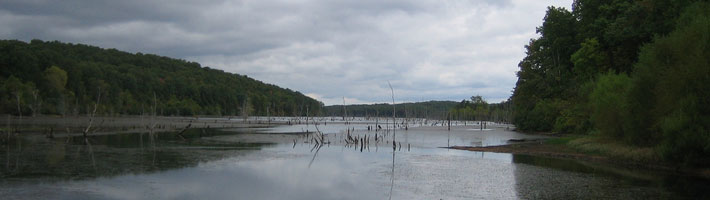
[0,0,573,105]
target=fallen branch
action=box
[176,122,192,140]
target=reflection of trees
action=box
[512,154,666,199]
[0,129,268,180]
[513,154,604,199]
[2,134,22,176]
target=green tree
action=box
[628,2,710,164]
[42,66,69,114]
[118,90,138,115]
[512,6,579,132]
[43,65,68,93]
[571,38,606,83]
[589,72,632,139]
[513,0,704,134]
[1,76,35,116]
[470,95,489,121]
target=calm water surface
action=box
[1,118,708,199]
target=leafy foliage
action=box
[0,40,322,116]
[512,0,710,165]
[450,96,512,123]
[589,72,631,139]
[628,3,710,165]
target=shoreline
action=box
[0,115,287,137]
[448,141,710,179]
[449,142,608,163]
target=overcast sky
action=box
[1,0,573,105]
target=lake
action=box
[1,117,708,199]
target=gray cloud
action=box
[0,0,573,105]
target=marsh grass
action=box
[544,135,579,145]
[566,136,661,163]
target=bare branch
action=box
[83,87,101,138]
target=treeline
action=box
[449,95,512,123]
[322,101,457,119]
[511,0,709,165]
[0,40,323,117]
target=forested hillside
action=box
[0,40,322,116]
[323,101,457,119]
[323,96,512,123]
[512,0,709,165]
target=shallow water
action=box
[1,118,708,199]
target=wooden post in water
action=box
[447,112,451,131]
[376,110,379,131]
[342,97,347,122]
[388,81,396,151]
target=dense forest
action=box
[323,97,512,123]
[0,40,323,117]
[323,101,457,119]
[511,0,709,165]
[449,96,512,123]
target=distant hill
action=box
[0,39,322,116]
[323,101,458,119]
[323,98,513,122]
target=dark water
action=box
[1,120,708,199]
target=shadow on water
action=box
[0,128,272,180]
[389,145,396,200]
[512,154,710,199]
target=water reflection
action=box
[58,148,385,200]
[2,120,709,199]
[0,129,271,180]
[512,154,710,199]
[390,120,398,200]
[308,143,322,169]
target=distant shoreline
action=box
[0,115,283,137]
[0,115,469,137]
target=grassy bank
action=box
[453,134,709,178]
[558,135,660,163]
[545,135,661,164]
[545,135,710,178]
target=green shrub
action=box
[589,72,632,139]
[554,81,595,134]
[525,99,563,132]
[630,2,710,165]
